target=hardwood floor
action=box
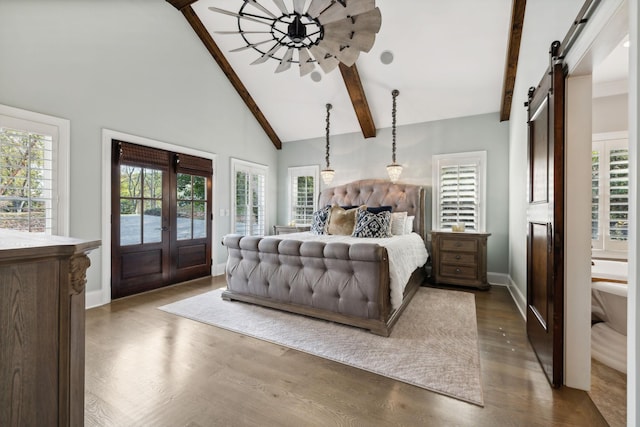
[85,277,607,426]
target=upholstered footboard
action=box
[222,234,422,336]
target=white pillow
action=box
[405,216,415,234]
[390,211,408,235]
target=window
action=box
[592,135,628,254]
[432,151,486,232]
[288,165,318,226]
[232,158,267,236]
[0,105,69,235]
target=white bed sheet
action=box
[270,232,429,309]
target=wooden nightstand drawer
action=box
[441,264,478,280]
[440,238,477,252]
[430,230,491,289]
[441,252,477,265]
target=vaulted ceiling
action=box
[167,0,525,149]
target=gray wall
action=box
[279,112,510,274]
[0,0,279,293]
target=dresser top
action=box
[430,229,491,237]
[0,229,100,260]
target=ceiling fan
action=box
[209,0,382,76]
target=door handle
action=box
[161,226,169,231]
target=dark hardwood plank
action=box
[179,6,282,150]
[339,63,376,138]
[85,278,607,426]
[500,0,526,122]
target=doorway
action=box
[110,140,213,299]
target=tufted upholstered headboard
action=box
[318,179,426,239]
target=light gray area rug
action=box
[159,287,483,406]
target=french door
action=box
[525,43,565,387]
[111,140,212,299]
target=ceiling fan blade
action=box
[245,0,278,19]
[270,0,289,14]
[208,7,273,26]
[214,31,272,35]
[323,8,381,33]
[309,45,340,73]
[293,0,306,14]
[229,39,273,52]
[306,0,333,18]
[318,0,375,25]
[298,47,316,76]
[322,31,375,52]
[275,47,294,73]
[251,44,283,65]
[317,39,360,66]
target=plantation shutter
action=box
[591,149,601,247]
[0,126,55,233]
[292,175,315,224]
[608,147,628,243]
[439,162,480,231]
[233,159,267,236]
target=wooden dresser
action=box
[0,230,100,427]
[430,230,491,289]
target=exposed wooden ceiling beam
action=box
[168,2,282,149]
[339,63,377,138]
[499,0,526,122]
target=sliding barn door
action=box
[526,41,566,387]
[111,140,212,299]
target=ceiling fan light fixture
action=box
[209,0,381,76]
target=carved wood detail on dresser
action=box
[430,230,491,290]
[0,230,100,427]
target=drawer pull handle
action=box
[455,255,461,260]
[455,268,461,273]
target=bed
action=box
[222,179,428,336]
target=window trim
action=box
[287,165,319,226]
[432,150,487,232]
[0,104,70,236]
[231,158,268,236]
[592,131,628,257]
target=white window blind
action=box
[0,106,69,235]
[592,136,628,254]
[288,165,318,225]
[433,151,486,232]
[232,159,267,236]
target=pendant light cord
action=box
[325,103,332,169]
[391,89,399,163]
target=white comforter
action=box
[270,232,429,310]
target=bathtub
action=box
[591,259,628,373]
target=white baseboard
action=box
[86,288,109,309]
[506,276,526,320]
[214,262,226,276]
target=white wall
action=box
[0,0,279,296]
[593,93,629,132]
[507,0,585,303]
[279,112,511,275]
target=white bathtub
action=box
[591,259,628,283]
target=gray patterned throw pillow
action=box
[352,209,392,238]
[310,205,331,235]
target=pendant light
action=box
[320,103,335,185]
[386,89,403,183]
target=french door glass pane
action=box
[120,166,163,246]
[176,173,208,241]
[143,200,162,243]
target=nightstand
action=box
[430,230,491,289]
[273,225,311,235]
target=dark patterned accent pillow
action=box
[352,209,392,238]
[310,205,331,235]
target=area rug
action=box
[159,287,484,406]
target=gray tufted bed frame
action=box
[222,179,426,336]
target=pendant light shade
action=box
[387,89,402,183]
[321,103,335,185]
